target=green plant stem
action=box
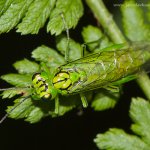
[85,0,150,100]
[85,0,126,43]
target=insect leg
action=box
[80,93,88,108]
[103,85,120,93]
[80,37,104,57]
[55,96,59,114]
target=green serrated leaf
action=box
[7,97,34,119]
[7,95,77,123]
[0,0,5,8]
[17,0,56,34]
[94,128,149,150]
[121,0,150,41]
[32,45,65,68]
[25,106,45,123]
[13,59,39,74]
[130,97,150,147]
[1,74,32,87]
[1,89,19,99]
[91,90,119,111]
[0,0,13,16]
[56,34,82,61]
[7,97,52,123]
[82,25,112,51]
[0,0,34,34]
[47,0,83,35]
[1,88,28,99]
[0,0,6,16]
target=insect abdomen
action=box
[32,73,51,99]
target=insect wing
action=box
[59,42,150,94]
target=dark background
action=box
[0,1,146,150]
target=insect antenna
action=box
[0,95,30,124]
[60,13,70,62]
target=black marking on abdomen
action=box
[32,73,41,80]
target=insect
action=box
[32,41,150,107]
[0,41,150,123]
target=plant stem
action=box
[85,0,150,100]
[85,0,126,43]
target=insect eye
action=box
[53,72,69,82]
[53,72,68,83]
[53,72,72,90]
